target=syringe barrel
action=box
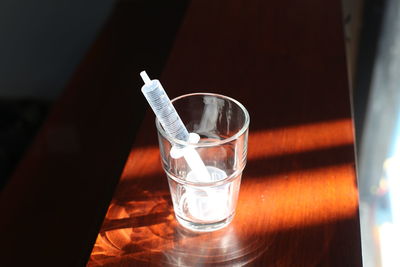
[141,80,189,142]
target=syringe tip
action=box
[140,71,151,85]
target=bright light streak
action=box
[248,118,353,160]
[236,163,358,233]
[386,121,400,226]
[380,223,400,267]
[122,119,354,180]
[379,118,400,267]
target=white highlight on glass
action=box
[184,166,228,221]
[140,71,210,181]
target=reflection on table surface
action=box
[88,119,360,266]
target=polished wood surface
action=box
[88,0,361,266]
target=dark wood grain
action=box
[88,0,361,266]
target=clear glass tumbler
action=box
[156,93,249,232]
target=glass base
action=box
[175,213,235,232]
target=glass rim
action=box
[155,92,250,147]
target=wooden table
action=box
[88,0,361,266]
[0,0,361,266]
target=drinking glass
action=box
[156,93,249,232]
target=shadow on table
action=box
[89,206,360,266]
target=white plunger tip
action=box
[140,71,151,85]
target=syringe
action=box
[140,71,210,181]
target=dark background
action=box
[0,0,386,190]
[0,0,191,188]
